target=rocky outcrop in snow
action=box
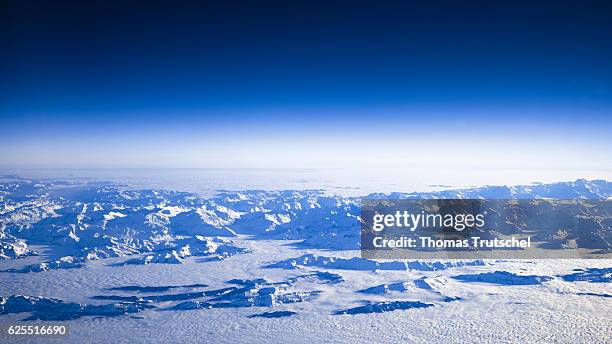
[452,271,553,285]
[5,256,84,273]
[248,310,297,318]
[358,277,445,294]
[0,295,154,320]
[266,254,487,271]
[560,267,611,283]
[0,240,36,259]
[334,300,433,315]
[122,237,249,265]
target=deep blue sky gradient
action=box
[1,1,611,168]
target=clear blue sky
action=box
[1,1,611,169]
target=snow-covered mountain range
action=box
[1,178,611,266]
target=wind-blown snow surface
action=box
[0,177,611,343]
